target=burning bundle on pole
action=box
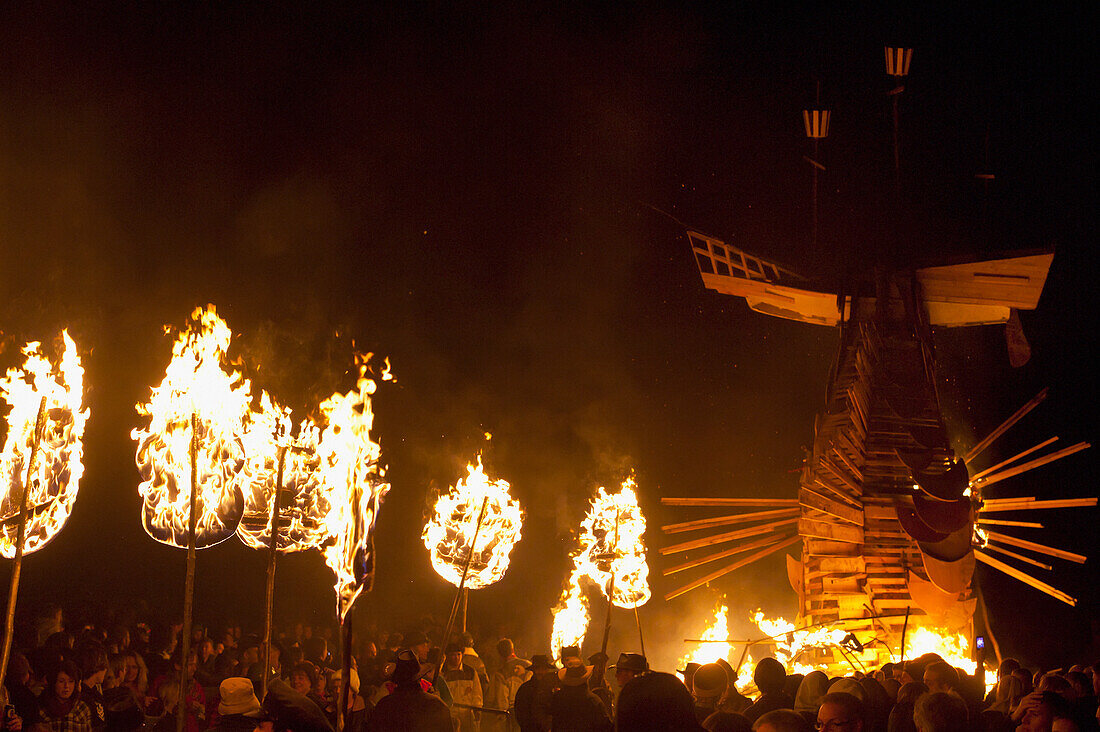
[0,332,88,686]
[423,454,524,647]
[550,478,650,660]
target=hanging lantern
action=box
[803,109,830,139]
[885,47,913,77]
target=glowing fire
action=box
[753,611,847,672]
[132,306,252,548]
[422,456,523,589]
[905,626,976,674]
[550,478,650,653]
[679,603,733,669]
[1,332,87,557]
[316,355,391,620]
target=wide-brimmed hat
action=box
[692,663,729,699]
[218,677,262,717]
[558,660,593,686]
[529,655,555,671]
[612,653,648,673]
[678,662,702,677]
[559,645,582,663]
[387,649,432,686]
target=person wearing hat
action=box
[549,659,612,731]
[611,653,648,690]
[680,662,702,694]
[514,655,557,732]
[211,678,264,732]
[365,650,452,731]
[442,642,483,731]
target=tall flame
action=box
[422,456,523,590]
[316,357,390,621]
[132,306,252,548]
[1,332,87,557]
[550,478,650,653]
[679,603,733,670]
[906,626,976,674]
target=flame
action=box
[752,611,848,671]
[905,626,976,674]
[132,306,253,548]
[679,603,733,669]
[316,357,390,620]
[1,332,87,557]
[422,456,523,590]
[550,478,650,653]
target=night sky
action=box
[2,4,1095,670]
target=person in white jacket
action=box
[443,642,484,732]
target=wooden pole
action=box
[0,398,47,690]
[600,511,621,657]
[177,413,199,732]
[633,602,645,659]
[337,612,353,732]
[899,606,911,664]
[260,446,288,702]
[976,519,1043,528]
[460,588,468,635]
[434,497,489,686]
[965,388,1048,464]
[661,498,800,507]
[660,518,798,555]
[981,531,1086,564]
[973,442,1090,489]
[661,508,800,534]
[970,437,1059,481]
[664,533,797,575]
[981,542,1052,571]
[975,550,1077,606]
[980,498,1097,512]
[664,535,800,601]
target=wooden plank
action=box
[980,498,1097,512]
[831,446,865,484]
[661,508,800,534]
[663,532,797,575]
[976,518,1043,529]
[804,539,859,557]
[982,542,1053,571]
[661,498,800,507]
[975,550,1076,606]
[799,518,864,544]
[664,535,802,601]
[818,556,867,574]
[800,488,864,525]
[965,388,1048,464]
[660,518,798,555]
[975,442,1091,488]
[823,577,864,594]
[865,504,897,521]
[970,437,1059,481]
[981,531,1087,564]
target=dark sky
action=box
[1,3,1095,670]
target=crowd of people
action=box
[2,603,1098,732]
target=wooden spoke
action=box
[661,508,799,535]
[663,532,797,575]
[980,498,1097,512]
[665,535,802,601]
[981,530,1086,564]
[970,437,1059,481]
[982,542,1053,571]
[660,498,800,507]
[975,550,1076,606]
[974,442,1091,489]
[660,518,798,555]
[976,518,1043,528]
[965,388,1048,464]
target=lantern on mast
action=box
[885,46,914,190]
[802,85,830,250]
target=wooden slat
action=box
[970,437,1059,481]
[983,542,1053,571]
[661,498,800,507]
[805,539,860,557]
[800,488,864,525]
[664,535,802,601]
[965,388,1048,464]
[660,518,798,555]
[663,532,797,575]
[799,518,864,544]
[980,498,1098,512]
[661,508,800,534]
[976,518,1043,528]
[975,550,1076,606]
[982,531,1087,564]
[975,442,1091,488]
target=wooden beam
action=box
[976,518,1043,528]
[661,508,800,535]
[665,535,802,601]
[982,542,1053,571]
[660,498,800,507]
[980,498,1098,512]
[975,550,1076,606]
[799,518,864,544]
[970,437,1059,481]
[660,518,798,555]
[663,532,797,575]
[800,488,863,526]
[981,530,1087,564]
[965,388,1048,464]
[974,442,1091,488]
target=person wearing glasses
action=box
[815,692,865,732]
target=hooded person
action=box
[261,678,333,732]
[794,671,830,725]
[365,650,452,732]
[550,659,612,732]
[211,678,264,732]
[744,658,794,723]
[616,672,705,731]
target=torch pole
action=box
[260,447,287,702]
[899,606,911,665]
[177,413,199,732]
[0,397,48,689]
[434,496,489,686]
[460,588,468,635]
[337,610,353,732]
[600,575,615,657]
[633,602,645,659]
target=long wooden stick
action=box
[260,446,288,701]
[980,498,1097,512]
[0,398,47,691]
[982,531,1086,564]
[974,584,1003,667]
[664,533,796,575]
[337,612,353,732]
[965,388,1048,464]
[660,518,798,555]
[976,519,1043,528]
[434,497,489,686]
[970,437,1059,481]
[660,498,800,507]
[661,508,800,534]
[975,550,1076,606]
[974,442,1091,488]
[664,535,800,601]
[178,413,199,732]
[982,542,1053,571]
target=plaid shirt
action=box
[41,700,95,732]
